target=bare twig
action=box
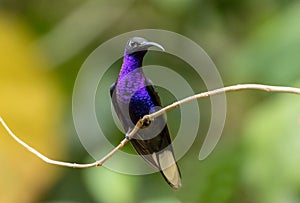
[0,84,299,168]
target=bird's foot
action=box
[141,115,151,127]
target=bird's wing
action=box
[129,80,166,167]
[135,81,181,189]
[110,82,133,131]
[111,81,181,189]
[111,82,161,167]
[145,78,162,106]
[109,82,116,98]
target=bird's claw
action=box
[142,115,151,127]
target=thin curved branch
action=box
[0,84,299,168]
[145,84,300,120]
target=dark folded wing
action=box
[110,82,181,189]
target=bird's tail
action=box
[157,149,182,190]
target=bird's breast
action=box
[116,71,147,104]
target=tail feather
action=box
[157,149,181,189]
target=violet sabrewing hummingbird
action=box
[110,37,181,189]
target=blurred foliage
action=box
[242,91,300,203]
[227,2,300,85]
[0,15,65,203]
[0,0,300,203]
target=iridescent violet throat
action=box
[110,37,181,189]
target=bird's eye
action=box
[129,41,139,48]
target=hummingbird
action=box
[110,37,181,189]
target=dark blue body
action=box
[110,38,181,189]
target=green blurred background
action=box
[0,0,300,202]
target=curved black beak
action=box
[141,41,165,52]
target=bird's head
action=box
[125,37,165,55]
